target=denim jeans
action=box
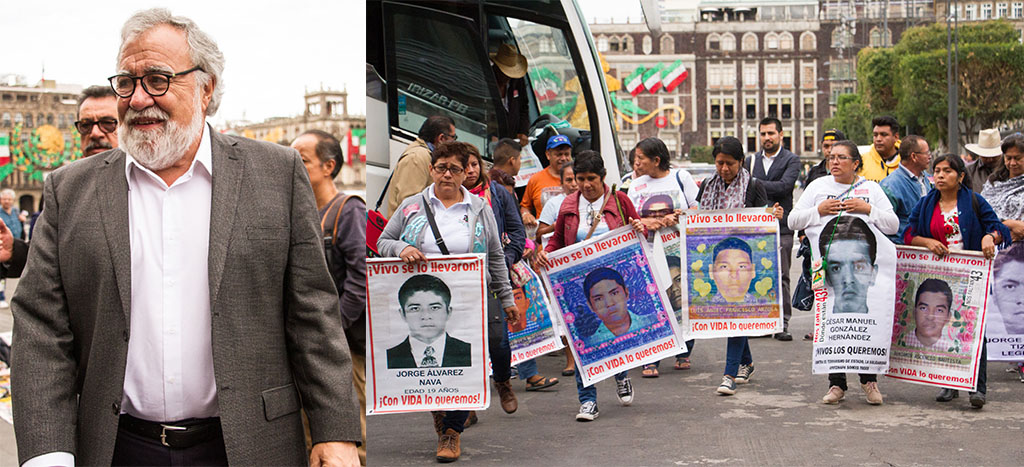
[975,339,988,394]
[723,337,752,377]
[651,339,694,368]
[487,294,511,383]
[517,359,538,380]
[574,363,627,404]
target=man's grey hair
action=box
[117,8,225,116]
[77,85,117,109]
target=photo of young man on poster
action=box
[386,274,472,369]
[819,216,879,314]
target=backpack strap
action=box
[321,194,359,248]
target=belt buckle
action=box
[160,424,188,447]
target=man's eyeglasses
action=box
[108,66,204,98]
[74,118,117,135]
[432,164,464,175]
[443,132,458,141]
[827,155,855,162]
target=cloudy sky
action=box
[1,1,641,125]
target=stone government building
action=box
[590,0,1021,161]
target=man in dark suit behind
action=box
[11,9,358,467]
[745,117,801,341]
[386,274,472,369]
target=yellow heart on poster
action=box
[761,258,773,269]
[694,278,712,297]
[755,277,773,296]
[691,260,703,272]
[696,244,706,253]
[757,240,768,250]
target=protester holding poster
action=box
[627,138,694,376]
[888,249,992,394]
[376,141,518,462]
[536,150,648,422]
[905,153,1011,409]
[694,136,783,395]
[789,140,899,406]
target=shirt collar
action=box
[428,184,472,208]
[762,147,781,159]
[408,333,447,367]
[899,163,919,180]
[124,122,213,186]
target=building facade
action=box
[222,87,366,191]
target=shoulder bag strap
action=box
[422,194,450,255]
[375,171,396,211]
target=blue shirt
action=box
[0,207,23,240]
[880,165,932,244]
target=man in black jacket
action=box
[745,118,801,341]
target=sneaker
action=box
[615,377,634,406]
[735,364,755,384]
[509,366,518,380]
[575,401,599,421]
[717,375,737,395]
[969,391,986,409]
[436,428,461,462]
[862,382,883,405]
[822,386,845,404]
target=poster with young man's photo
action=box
[542,227,684,387]
[508,263,564,365]
[366,255,489,414]
[887,246,991,391]
[807,214,897,375]
[986,242,1024,361]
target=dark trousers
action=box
[828,373,877,391]
[441,293,512,433]
[975,340,988,394]
[780,233,794,327]
[111,421,228,467]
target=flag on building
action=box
[643,62,666,94]
[660,60,689,92]
[624,67,646,96]
[344,128,366,165]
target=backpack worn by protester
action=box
[321,193,366,356]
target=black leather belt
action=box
[118,414,223,449]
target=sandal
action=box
[641,364,659,378]
[561,368,575,376]
[674,357,691,370]
[525,375,559,391]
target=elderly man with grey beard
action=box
[11,8,360,467]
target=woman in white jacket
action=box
[788,140,899,406]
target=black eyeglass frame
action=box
[107,66,204,98]
[74,118,118,135]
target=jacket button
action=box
[112,402,120,415]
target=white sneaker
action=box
[615,377,634,406]
[575,401,599,421]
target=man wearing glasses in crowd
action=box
[75,85,120,157]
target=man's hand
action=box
[310,441,359,467]
[504,306,519,327]
[521,211,538,228]
[0,219,12,263]
[517,133,529,148]
[768,202,784,220]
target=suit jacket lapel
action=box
[100,150,132,324]
[753,152,767,178]
[208,132,243,309]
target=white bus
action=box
[367,0,623,217]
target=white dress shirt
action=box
[761,146,781,174]
[24,126,217,467]
[408,333,448,368]
[121,124,218,422]
[420,185,473,255]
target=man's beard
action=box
[118,91,205,171]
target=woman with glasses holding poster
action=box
[905,153,1011,409]
[695,136,783,395]
[534,150,644,422]
[788,140,899,406]
[377,141,518,462]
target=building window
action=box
[804,130,815,152]
[724,99,734,119]
[598,36,609,52]
[998,2,1009,18]
[711,98,722,119]
[711,130,722,147]
[663,135,679,158]
[47,114,54,125]
[801,64,815,88]
[782,131,792,150]
[747,131,757,152]
[745,98,756,119]
[870,27,891,47]
[14,113,24,125]
[743,63,758,88]
[24,114,32,127]
[800,32,816,51]
[803,97,814,119]
[1,113,10,128]
[660,34,675,54]
[779,32,794,50]
[58,114,65,128]
[722,33,736,51]
[643,35,653,54]
[16,94,26,102]
[766,32,779,50]
[966,4,977,20]
[781,98,792,119]
[609,36,621,51]
[983,3,993,19]
[1014,2,1023,18]
[767,98,779,118]
[707,33,720,51]
[742,33,758,51]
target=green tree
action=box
[689,145,713,163]
[823,94,873,145]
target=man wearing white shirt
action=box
[12,9,359,466]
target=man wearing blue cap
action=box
[521,134,574,227]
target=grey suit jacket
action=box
[11,131,360,465]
